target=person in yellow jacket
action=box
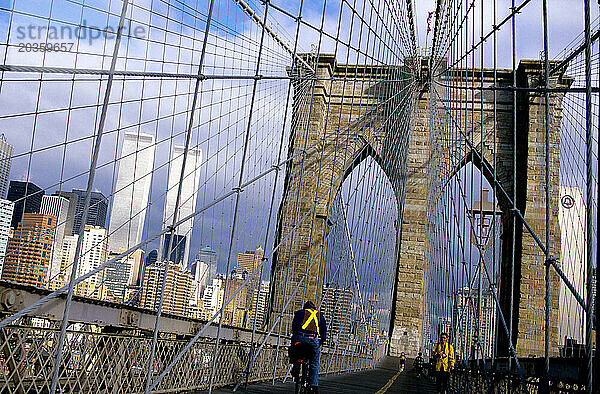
[433,332,454,393]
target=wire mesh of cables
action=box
[0,0,418,392]
[425,0,598,392]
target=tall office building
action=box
[7,181,44,229]
[105,248,144,302]
[141,262,193,316]
[237,247,263,289]
[49,234,78,290]
[453,286,497,359]
[200,275,225,321]
[145,249,158,266]
[189,259,207,314]
[245,281,270,330]
[52,191,78,236]
[0,199,14,274]
[40,195,70,282]
[236,246,264,277]
[195,246,218,280]
[160,146,202,266]
[108,132,155,253]
[73,226,109,298]
[223,270,252,327]
[52,226,109,298]
[355,313,381,350]
[2,213,56,287]
[161,233,187,265]
[64,189,108,235]
[189,246,218,310]
[558,186,587,346]
[217,247,265,327]
[0,134,13,198]
[321,283,353,347]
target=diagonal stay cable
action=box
[49,1,131,392]
[143,0,217,389]
[430,82,592,313]
[148,83,414,390]
[207,1,271,392]
[0,77,414,333]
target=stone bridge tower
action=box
[268,55,571,358]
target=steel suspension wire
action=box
[144,0,217,390]
[1,0,597,392]
[50,1,131,392]
[145,75,416,389]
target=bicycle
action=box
[294,358,310,394]
[289,341,315,394]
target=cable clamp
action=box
[233,187,243,193]
[272,164,281,171]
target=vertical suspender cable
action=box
[207,2,270,391]
[143,1,216,392]
[49,1,130,392]
[583,1,593,393]
[542,0,551,392]
[508,0,517,385]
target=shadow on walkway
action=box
[210,356,437,393]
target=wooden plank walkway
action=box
[210,357,437,393]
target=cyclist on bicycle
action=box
[414,351,424,376]
[399,352,406,372]
[290,301,327,393]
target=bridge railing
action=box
[0,281,382,393]
[0,323,379,393]
[448,358,590,393]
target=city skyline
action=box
[0,134,273,327]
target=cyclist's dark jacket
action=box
[292,308,327,344]
[415,356,424,369]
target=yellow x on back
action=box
[301,308,320,335]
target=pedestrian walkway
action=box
[211,356,437,393]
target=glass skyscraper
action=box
[161,233,187,266]
[160,146,202,266]
[7,181,44,229]
[0,134,13,199]
[53,189,107,236]
[108,132,155,253]
[40,194,70,282]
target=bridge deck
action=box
[211,357,436,393]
